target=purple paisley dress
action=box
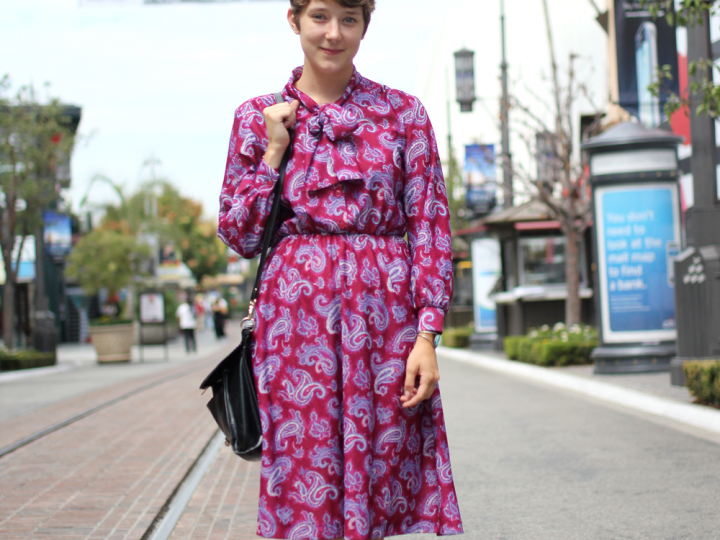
[218,67,464,540]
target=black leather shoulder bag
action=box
[199,92,291,461]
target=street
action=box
[2,341,719,540]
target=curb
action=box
[438,347,720,435]
[0,365,73,384]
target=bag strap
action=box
[248,92,292,310]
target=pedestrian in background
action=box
[175,295,197,353]
[194,294,206,332]
[203,295,214,331]
[211,297,227,339]
[217,0,463,538]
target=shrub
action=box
[534,341,597,367]
[441,326,474,348]
[503,336,523,359]
[0,349,56,371]
[518,338,537,363]
[684,360,720,407]
[90,317,134,327]
[502,323,598,367]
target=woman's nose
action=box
[325,18,341,41]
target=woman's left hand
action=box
[400,335,440,409]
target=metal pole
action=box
[500,0,513,208]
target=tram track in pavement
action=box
[0,336,239,539]
[0,359,218,460]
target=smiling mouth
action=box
[321,48,344,55]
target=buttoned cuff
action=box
[417,307,445,333]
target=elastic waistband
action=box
[282,232,403,239]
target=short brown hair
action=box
[290,0,376,35]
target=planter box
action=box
[89,323,134,363]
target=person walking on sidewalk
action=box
[217,1,464,538]
[175,296,197,353]
[211,296,227,339]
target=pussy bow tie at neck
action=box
[301,103,366,193]
[307,104,359,141]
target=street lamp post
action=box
[453,48,476,113]
[499,0,513,209]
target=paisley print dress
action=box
[218,67,464,540]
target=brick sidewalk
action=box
[0,339,237,539]
[0,336,237,453]
[169,447,260,540]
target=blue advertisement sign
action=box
[464,144,497,215]
[43,211,72,260]
[595,183,681,343]
[471,238,501,332]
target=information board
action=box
[595,183,681,343]
[471,238,501,333]
[140,293,165,324]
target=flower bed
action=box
[0,349,57,371]
[504,323,598,367]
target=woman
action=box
[218,0,464,538]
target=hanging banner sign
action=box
[614,0,680,128]
[595,183,681,343]
[464,144,497,216]
[43,211,73,261]
[471,238,501,333]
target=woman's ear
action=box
[287,8,300,34]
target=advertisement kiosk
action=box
[582,123,683,373]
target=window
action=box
[518,236,586,287]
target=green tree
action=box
[88,176,226,284]
[0,76,77,348]
[66,228,149,300]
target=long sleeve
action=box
[217,97,280,259]
[401,97,454,333]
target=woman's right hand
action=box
[263,99,300,169]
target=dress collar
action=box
[284,65,363,112]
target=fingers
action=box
[282,100,300,128]
[402,360,418,402]
[402,378,432,409]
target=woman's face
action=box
[289,0,365,77]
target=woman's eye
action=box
[344,17,358,24]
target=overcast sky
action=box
[2,0,607,220]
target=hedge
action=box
[503,324,597,367]
[683,360,720,407]
[441,326,474,348]
[0,349,57,371]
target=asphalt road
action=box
[405,354,720,540]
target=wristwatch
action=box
[418,331,441,349]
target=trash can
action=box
[32,310,58,354]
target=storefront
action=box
[480,200,596,344]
